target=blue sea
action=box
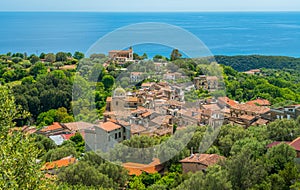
[1,12,300,57]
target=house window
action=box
[119,132,121,138]
[115,133,117,139]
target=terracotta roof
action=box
[221,108,231,114]
[40,122,64,132]
[246,98,271,106]
[163,115,173,123]
[109,49,132,53]
[118,120,130,126]
[151,116,168,125]
[130,124,147,134]
[103,111,116,116]
[157,82,168,87]
[22,126,37,134]
[180,154,225,166]
[255,118,269,125]
[244,71,256,75]
[154,128,173,136]
[106,97,112,102]
[126,97,138,102]
[142,111,152,118]
[218,97,238,107]
[201,109,213,116]
[61,132,85,141]
[206,76,218,80]
[244,69,261,74]
[239,115,256,121]
[123,158,164,176]
[168,100,183,106]
[179,108,201,119]
[289,137,300,151]
[267,137,300,151]
[22,125,29,131]
[201,104,221,111]
[249,69,261,73]
[64,122,94,132]
[231,104,270,114]
[60,64,76,70]
[141,83,154,87]
[100,121,122,132]
[61,133,76,140]
[266,141,290,148]
[131,107,147,114]
[131,72,143,76]
[44,173,57,179]
[41,157,76,171]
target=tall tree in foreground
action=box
[0,85,51,189]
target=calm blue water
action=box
[0,12,300,57]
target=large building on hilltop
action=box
[108,48,134,63]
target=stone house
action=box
[267,137,300,158]
[229,104,270,128]
[265,104,300,121]
[194,75,219,92]
[84,121,131,153]
[108,48,133,62]
[180,154,225,173]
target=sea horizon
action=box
[2,10,300,12]
[1,11,300,58]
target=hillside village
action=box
[15,48,299,181]
[1,48,300,189]
[33,87,300,176]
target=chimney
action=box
[189,147,194,159]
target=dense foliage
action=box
[223,66,300,104]
[215,55,300,72]
[0,51,300,189]
[0,86,52,189]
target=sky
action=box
[0,0,300,12]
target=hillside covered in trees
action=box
[0,51,300,189]
[1,84,300,189]
[214,55,300,72]
[0,52,298,126]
